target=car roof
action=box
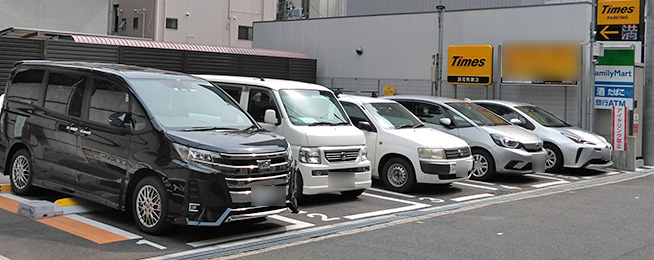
[196,74,329,92]
[338,94,397,105]
[16,60,196,80]
[471,99,535,107]
[381,95,465,104]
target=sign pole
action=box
[436,4,445,97]
[590,0,597,131]
[644,0,654,165]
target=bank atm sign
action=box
[447,45,493,85]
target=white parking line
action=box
[453,182,498,191]
[187,215,315,248]
[525,173,570,188]
[451,193,494,202]
[343,192,429,220]
[366,187,416,198]
[137,240,167,250]
[465,180,496,186]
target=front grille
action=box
[209,151,289,177]
[522,142,543,152]
[445,147,471,159]
[325,149,359,162]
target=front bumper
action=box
[562,144,613,168]
[418,157,472,184]
[299,162,372,195]
[494,147,547,175]
[167,158,293,227]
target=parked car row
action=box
[0,60,612,236]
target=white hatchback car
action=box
[339,95,473,193]
[473,100,613,172]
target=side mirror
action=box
[357,121,375,132]
[108,112,128,128]
[439,117,452,127]
[510,118,522,125]
[264,109,279,125]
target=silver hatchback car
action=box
[473,100,613,172]
[385,96,546,181]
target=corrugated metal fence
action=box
[319,77,579,124]
[0,37,317,91]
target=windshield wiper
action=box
[332,122,350,126]
[181,126,238,132]
[412,124,426,128]
[308,121,335,126]
[243,125,260,131]
[396,124,416,129]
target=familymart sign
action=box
[594,49,634,110]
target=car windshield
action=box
[365,102,423,129]
[516,105,570,127]
[279,89,350,126]
[129,78,255,130]
[447,102,509,126]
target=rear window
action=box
[5,69,46,106]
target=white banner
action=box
[612,106,627,151]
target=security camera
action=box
[356,47,364,55]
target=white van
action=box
[196,75,372,199]
[339,95,472,192]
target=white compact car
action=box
[339,95,473,192]
[473,100,613,172]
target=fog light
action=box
[189,203,200,212]
[312,170,329,176]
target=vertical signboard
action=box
[596,0,643,41]
[594,49,634,109]
[612,106,627,151]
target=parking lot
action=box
[0,167,638,260]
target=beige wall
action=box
[113,0,276,47]
[0,0,110,34]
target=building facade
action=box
[110,0,277,47]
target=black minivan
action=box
[0,61,298,234]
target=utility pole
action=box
[643,0,653,165]
[589,0,597,130]
[436,4,445,96]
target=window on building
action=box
[238,26,253,41]
[133,17,139,29]
[166,18,178,29]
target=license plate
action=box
[251,185,286,206]
[453,161,469,177]
[532,153,546,173]
[328,172,355,188]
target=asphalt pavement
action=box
[224,170,654,260]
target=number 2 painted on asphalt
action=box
[306,213,340,221]
[419,197,445,203]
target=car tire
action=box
[295,171,306,203]
[340,189,365,199]
[470,149,496,181]
[9,149,37,195]
[544,143,564,173]
[381,157,416,193]
[132,176,171,235]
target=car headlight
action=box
[299,146,320,164]
[490,134,521,149]
[561,132,596,145]
[361,146,368,161]
[172,143,220,170]
[418,148,446,159]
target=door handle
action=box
[65,125,79,133]
[79,128,92,136]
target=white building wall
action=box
[113,0,276,47]
[0,0,110,34]
[254,2,593,126]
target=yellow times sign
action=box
[446,45,493,85]
[597,0,640,25]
